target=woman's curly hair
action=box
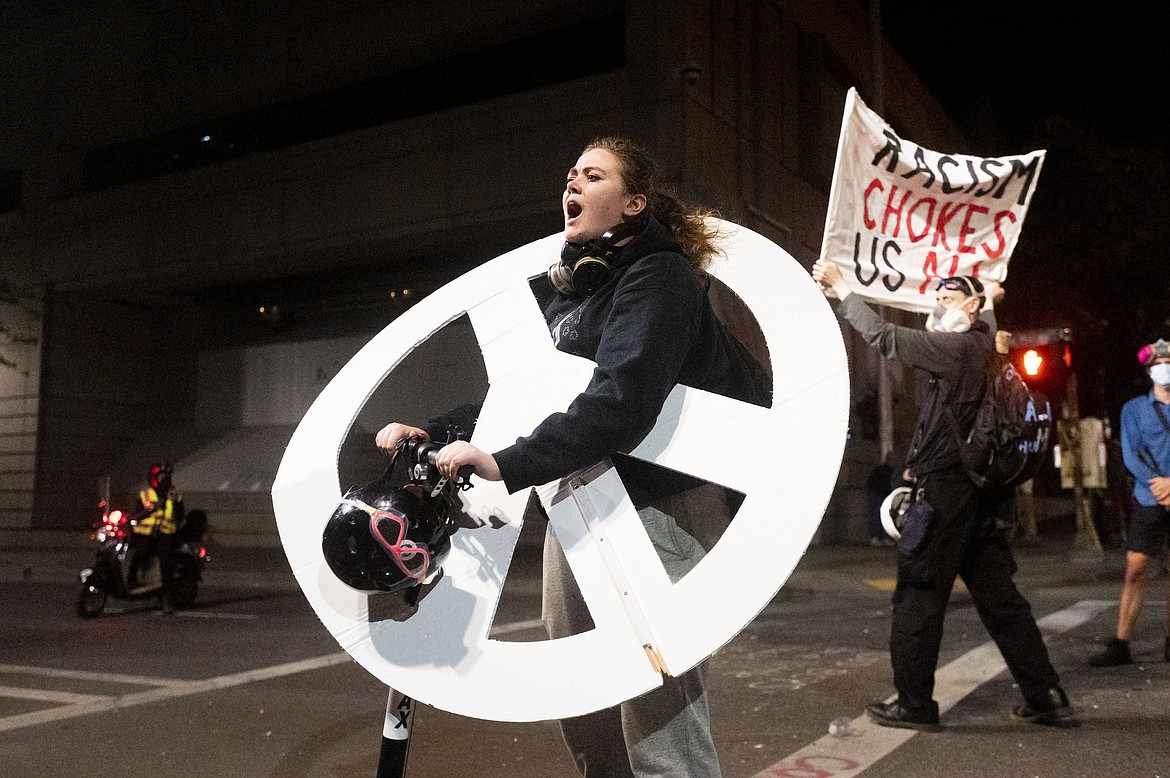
[584,137,723,271]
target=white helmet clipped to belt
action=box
[880,486,913,540]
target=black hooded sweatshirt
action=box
[489,217,765,493]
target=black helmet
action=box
[321,479,452,594]
[148,460,174,490]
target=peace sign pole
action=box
[376,687,413,778]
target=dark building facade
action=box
[0,0,966,543]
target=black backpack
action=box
[956,358,1052,489]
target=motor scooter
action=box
[77,507,210,617]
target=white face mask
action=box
[926,301,972,333]
[1151,363,1170,386]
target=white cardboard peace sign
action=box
[272,220,848,722]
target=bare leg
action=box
[1116,551,1151,641]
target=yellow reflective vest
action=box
[133,487,179,535]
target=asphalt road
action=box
[1,532,1167,778]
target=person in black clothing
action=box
[812,258,1077,731]
[376,137,764,777]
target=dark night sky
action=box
[881,2,1169,417]
[882,2,1169,152]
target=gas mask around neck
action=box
[925,300,974,333]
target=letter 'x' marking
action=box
[273,221,849,722]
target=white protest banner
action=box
[819,88,1045,312]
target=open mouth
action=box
[566,201,583,220]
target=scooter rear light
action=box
[97,509,129,541]
[198,546,207,559]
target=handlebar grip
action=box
[425,448,475,483]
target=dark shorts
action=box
[1127,503,1170,556]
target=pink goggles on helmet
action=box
[1137,338,1170,366]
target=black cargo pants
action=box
[890,467,1062,717]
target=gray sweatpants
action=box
[542,506,723,778]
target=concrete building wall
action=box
[0,294,43,529]
[0,0,966,542]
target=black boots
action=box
[1088,638,1133,667]
[1090,637,1170,664]
[865,701,943,732]
[868,688,1081,731]
[1012,687,1079,728]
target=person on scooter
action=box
[131,460,184,613]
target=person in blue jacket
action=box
[1089,338,1170,666]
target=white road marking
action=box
[0,664,187,687]
[0,652,350,733]
[0,615,548,731]
[0,613,547,732]
[0,686,111,705]
[172,610,257,620]
[751,599,1114,778]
